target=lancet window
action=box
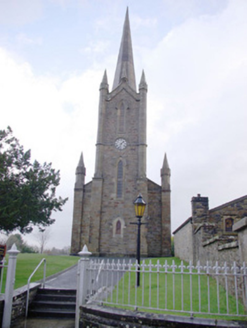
[117,160,123,198]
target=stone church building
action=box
[71,10,171,257]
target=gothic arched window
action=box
[117,160,123,198]
[113,217,125,238]
[116,220,121,235]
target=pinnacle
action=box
[163,153,170,170]
[77,152,85,168]
[100,70,109,90]
[76,153,86,176]
[139,70,148,90]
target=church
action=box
[71,9,171,257]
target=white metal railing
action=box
[0,257,7,294]
[85,259,247,318]
[25,258,46,318]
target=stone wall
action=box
[79,303,246,328]
[0,283,40,326]
[174,218,193,262]
[193,228,240,266]
[233,217,247,263]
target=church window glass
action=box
[116,220,121,234]
[117,160,123,198]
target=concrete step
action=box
[37,288,76,295]
[28,308,76,319]
[36,293,76,302]
[28,288,76,319]
[30,300,76,310]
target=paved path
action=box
[45,264,78,289]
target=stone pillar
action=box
[161,154,171,256]
[2,244,20,328]
[138,71,147,179]
[75,245,92,328]
[71,154,86,254]
[94,72,108,178]
[90,178,103,255]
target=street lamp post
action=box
[131,194,146,287]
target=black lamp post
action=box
[132,194,146,287]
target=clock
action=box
[115,138,127,150]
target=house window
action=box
[117,160,123,198]
[225,218,234,232]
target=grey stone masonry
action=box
[233,217,247,263]
[71,9,171,257]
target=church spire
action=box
[112,8,136,91]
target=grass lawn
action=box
[1,253,79,292]
[105,257,246,321]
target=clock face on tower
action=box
[115,138,127,150]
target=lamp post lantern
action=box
[131,193,146,287]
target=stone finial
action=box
[78,245,92,257]
[7,243,20,256]
[7,243,20,258]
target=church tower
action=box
[71,9,171,257]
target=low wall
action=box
[196,236,239,266]
[0,282,40,326]
[80,303,246,328]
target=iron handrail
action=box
[25,258,46,318]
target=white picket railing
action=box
[0,257,7,295]
[84,258,247,318]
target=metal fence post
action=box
[2,244,20,328]
[75,245,92,328]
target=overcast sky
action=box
[1,0,247,250]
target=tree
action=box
[6,233,23,251]
[0,127,68,234]
[0,234,7,245]
[36,229,51,254]
[6,234,38,253]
